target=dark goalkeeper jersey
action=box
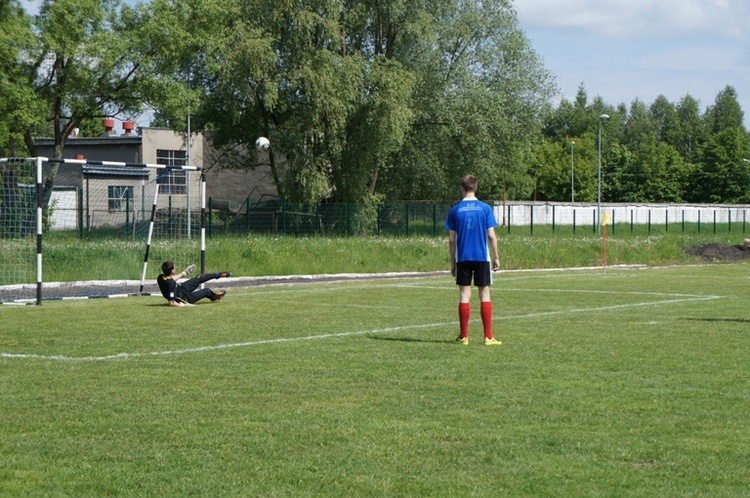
[157,275,185,302]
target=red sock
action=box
[481,301,493,340]
[458,303,471,338]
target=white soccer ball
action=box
[255,136,270,151]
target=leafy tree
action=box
[145,0,554,205]
[650,95,676,143]
[16,0,156,207]
[704,85,744,135]
[382,0,555,202]
[694,127,750,203]
[669,94,706,165]
[0,0,43,156]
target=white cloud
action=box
[514,0,750,40]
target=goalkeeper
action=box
[157,260,230,307]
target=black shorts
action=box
[455,261,492,287]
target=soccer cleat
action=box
[484,337,502,346]
[217,271,231,278]
[455,336,469,345]
[210,290,226,301]
[183,264,196,276]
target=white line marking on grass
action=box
[0,295,721,362]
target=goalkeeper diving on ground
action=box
[157,260,231,307]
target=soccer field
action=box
[2,264,749,496]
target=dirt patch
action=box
[684,243,750,261]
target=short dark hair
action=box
[461,175,478,192]
[161,260,174,275]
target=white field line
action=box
[0,294,721,362]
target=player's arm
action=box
[448,230,457,276]
[487,227,500,271]
[175,264,197,281]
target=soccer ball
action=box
[255,136,270,151]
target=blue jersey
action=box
[445,198,497,262]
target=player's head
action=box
[161,260,175,276]
[461,175,478,193]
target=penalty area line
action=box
[0,295,722,362]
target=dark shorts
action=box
[455,261,492,287]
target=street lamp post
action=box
[597,114,610,233]
[570,141,575,203]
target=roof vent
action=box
[101,119,116,137]
[122,121,136,136]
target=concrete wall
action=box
[494,201,750,228]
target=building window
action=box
[156,149,187,194]
[108,186,133,212]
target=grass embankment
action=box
[9,229,744,284]
[206,231,737,276]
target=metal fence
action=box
[206,199,454,237]
[205,199,750,237]
[38,196,750,239]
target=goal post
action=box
[0,157,43,305]
[0,157,204,305]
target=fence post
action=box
[530,204,534,235]
[713,210,717,234]
[404,203,409,237]
[630,209,634,234]
[698,210,701,233]
[78,188,84,239]
[126,195,131,238]
[665,208,668,232]
[316,203,320,235]
[682,210,685,233]
[648,210,651,234]
[508,205,511,234]
[377,204,381,237]
[728,209,732,233]
[573,208,576,234]
[552,205,555,233]
[433,203,437,236]
[346,203,351,237]
[592,209,596,234]
[611,209,615,235]
[246,196,251,233]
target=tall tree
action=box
[650,94,676,143]
[19,0,153,206]
[148,0,555,204]
[380,0,556,201]
[0,0,43,156]
[671,94,705,165]
[704,85,744,135]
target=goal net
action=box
[0,157,205,304]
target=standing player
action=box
[157,260,230,307]
[444,175,502,345]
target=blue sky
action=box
[514,0,750,127]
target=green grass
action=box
[3,228,746,285]
[2,264,750,496]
